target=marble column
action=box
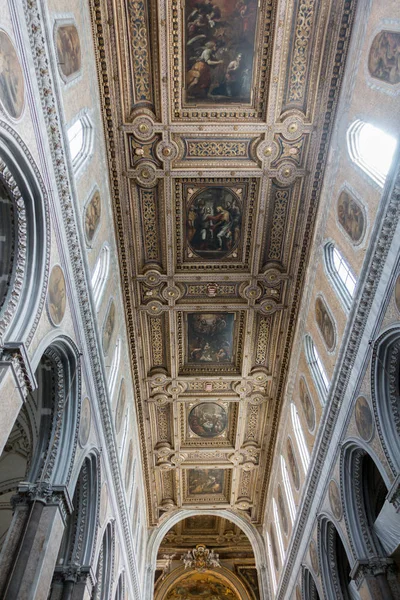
[0,483,72,600]
[351,558,396,600]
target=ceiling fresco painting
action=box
[184,0,258,104]
[90,0,358,527]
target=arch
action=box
[371,326,400,474]
[155,564,252,600]
[340,440,391,561]
[291,403,310,473]
[0,121,49,346]
[114,572,125,600]
[91,243,110,311]
[347,119,397,187]
[144,509,270,600]
[304,334,329,403]
[318,515,359,600]
[302,566,322,600]
[51,451,101,595]
[93,520,115,600]
[323,242,356,312]
[0,337,81,590]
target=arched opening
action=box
[0,128,48,345]
[92,521,114,600]
[0,339,80,598]
[91,243,110,311]
[319,517,358,600]
[304,334,330,403]
[154,515,258,600]
[149,511,268,600]
[341,443,399,595]
[114,572,125,600]
[372,327,400,474]
[303,567,321,600]
[323,243,357,312]
[49,452,100,598]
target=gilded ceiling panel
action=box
[90,0,359,525]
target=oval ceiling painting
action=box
[164,571,240,600]
[189,402,227,437]
[187,187,242,260]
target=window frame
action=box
[281,455,296,525]
[291,403,310,474]
[324,242,357,312]
[66,111,94,175]
[347,119,397,188]
[304,334,330,404]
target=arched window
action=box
[91,244,110,310]
[304,335,329,403]
[119,411,129,461]
[108,338,121,397]
[273,499,285,563]
[324,242,357,311]
[266,531,277,594]
[281,455,296,524]
[347,119,397,187]
[67,113,93,174]
[291,403,310,473]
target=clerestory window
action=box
[91,243,110,310]
[304,334,330,403]
[273,498,286,563]
[324,242,357,311]
[67,113,93,174]
[347,119,397,187]
[281,455,296,524]
[291,403,310,473]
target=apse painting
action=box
[185,515,217,530]
[165,572,240,600]
[184,0,258,103]
[188,468,224,495]
[56,24,81,80]
[0,31,25,119]
[186,187,242,260]
[368,31,400,85]
[187,313,235,364]
[189,402,228,437]
[337,190,365,243]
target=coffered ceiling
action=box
[90,0,357,526]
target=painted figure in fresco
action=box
[189,403,228,437]
[299,378,315,432]
[187,188,242,259]
[355,396,373,441]
[85,191,101,242]
[0,33,24,119]
[337,191,364,243]
[48,266,66,325]
[189,469,223,494]
[315,297,335,351]
[56,25,81,79]
[368,31,400,85]
[185,0,257,102]
[102,301,116,354]
[188,313,234,363]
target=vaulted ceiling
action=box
[90,0,356,527]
